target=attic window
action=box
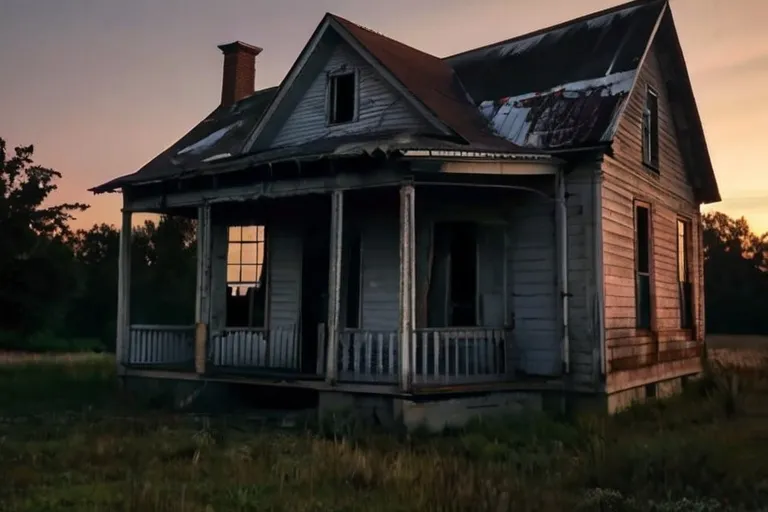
[327,72,357,125]
[643,87,659,170]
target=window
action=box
[226,225,267,327]
[428,222,478,327]
[327,72,356,125]
[635,204,652,329]
[642,87,659,169]
[677,219,693,329]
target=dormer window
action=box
[327,71,357,125]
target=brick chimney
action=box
[218,41,263,107]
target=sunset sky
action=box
[2,0,766,233]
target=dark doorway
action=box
[300,206,331,374]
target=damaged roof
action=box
[448,0,665,149]
[93,0,717,203]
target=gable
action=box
[613,39,696,204]
[267,38,433,149]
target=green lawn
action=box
[0,351,767,511]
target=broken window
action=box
[642,87,659,169]
[327,72,356,124]
[635,204,652,329]
[677,219,693,329]
[226,225,267,328]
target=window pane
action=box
[242,226,258,242]
[227,264,241,283]
[242,242,258,264]
[636,274,651,329]
[228,226,242,242]
[228,243,241,265]
[330,73,355,124]
[241,265,258,283]
[636,206,650,273]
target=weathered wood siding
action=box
[414,185,561,377]
[270,41,431,148]
[506,193,560,376]
[602,40,703,380]
[359,210,401,332]
[565,164,602,386]
[267,218,302,356]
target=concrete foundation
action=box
[318,390,546,432]
[606,374,688,413]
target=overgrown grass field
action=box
[0,340,767,511]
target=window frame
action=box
[634,201,654,331]
[226,225,268,328]
[642,85,660,171]
[326,68,359,126]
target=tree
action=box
[0,138,88,335]
[702,212,768,334]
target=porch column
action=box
[116,207,132,374]
[399,183,416,392]
[556,169,570,374]
[195,204,212,374]
[325,190,344,384]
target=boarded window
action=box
[677,219,693,329]
[635,205,652,329]
[327,72,356,124]
[226,226,267,328]
[642,87,659,169]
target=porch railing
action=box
[127,325,195,367]
[411,328,509,385]
[209,325,300,370]
[338,329,398,383]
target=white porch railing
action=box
[338,329,398,383]
[209,325,300,370]
[127,325,195,366]
[411,328,509,385]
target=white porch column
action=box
[195,204,212,374]
[556,170,570,374]
[399,183,416,392]
[116,207,132,374]
[325,190,344,384]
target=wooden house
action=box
[91,0,720,428]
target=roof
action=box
[92,0,717,203]
[91,87,276,192]
[447,0,665,149]
[330,15,518,151]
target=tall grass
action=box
[0,352,766,511]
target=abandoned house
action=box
[91,0,720,428]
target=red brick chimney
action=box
[217,41,263,107]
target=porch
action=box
[115,169,569,393]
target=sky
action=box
[1,0,767,234]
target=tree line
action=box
[1,138,767,352]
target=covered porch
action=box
[115,161,570,393]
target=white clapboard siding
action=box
[271,42,431,148]
[360,211,400,332]
[507,196,560,376]
[267,220,302,367]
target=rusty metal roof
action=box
[447,0,665,149]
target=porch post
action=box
[195,204,212,374]
[325,189,344,384]
[399,183,415,392]
[556,169,570,374]
[116,207,132,374]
